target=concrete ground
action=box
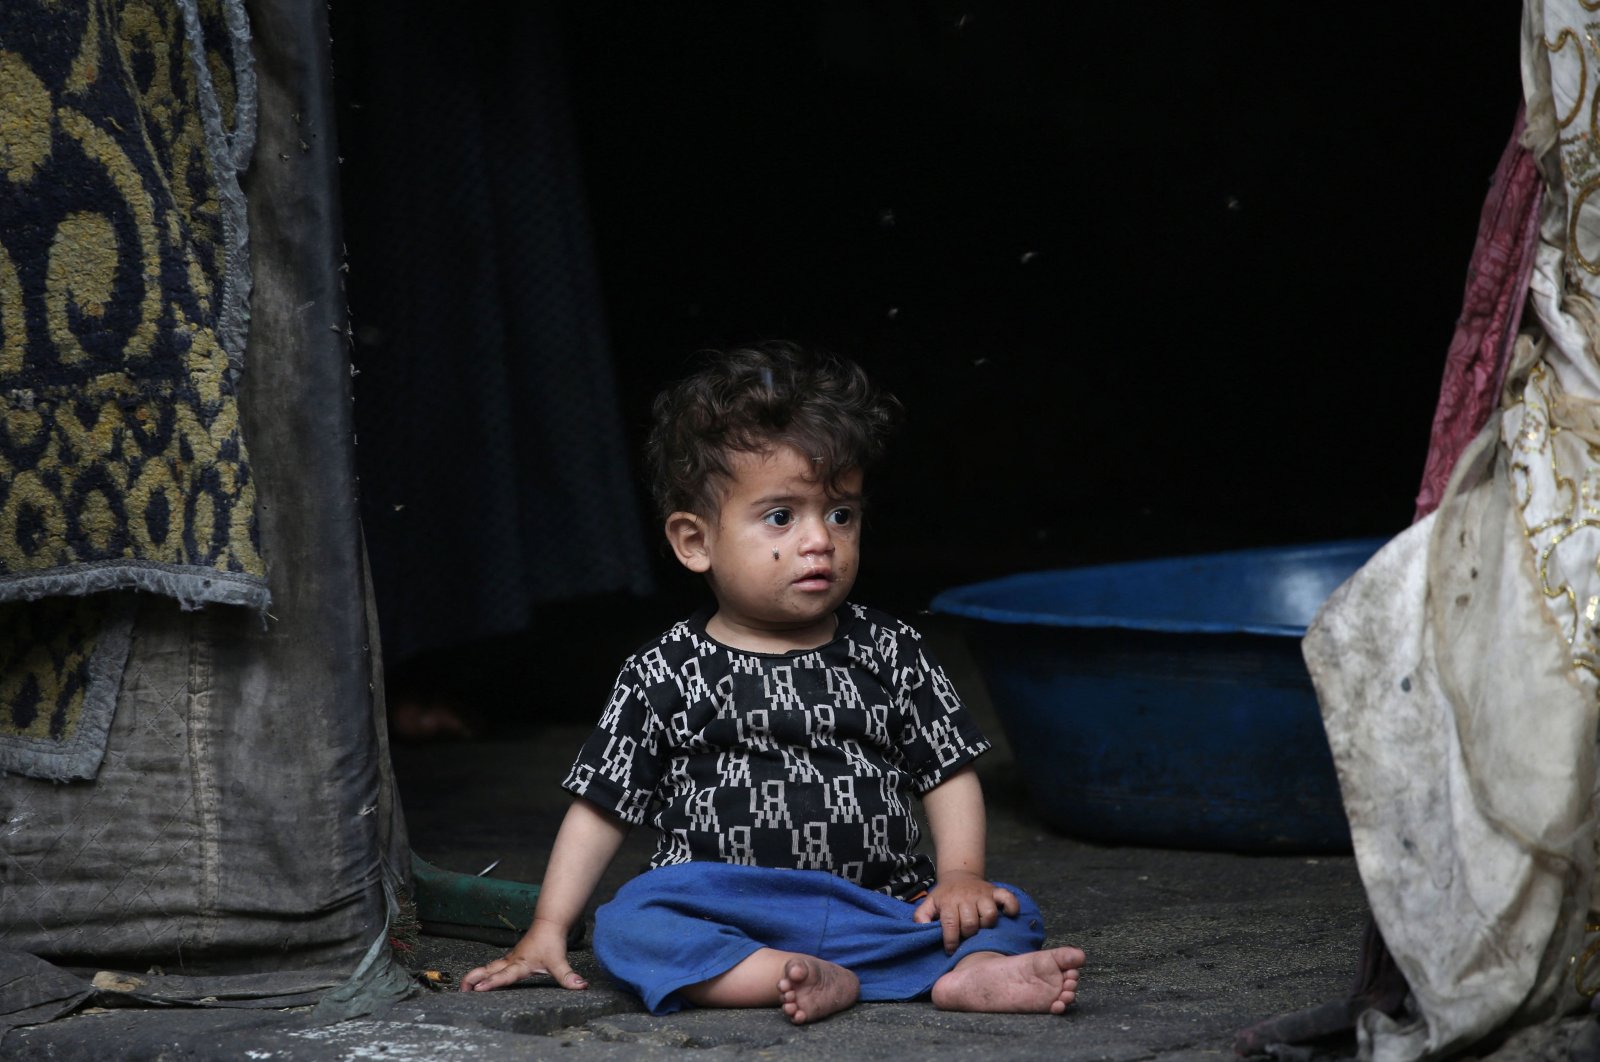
[12,625,1596,1060]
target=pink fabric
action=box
[1414,108,1542,522]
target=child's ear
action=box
[664,512,712,573]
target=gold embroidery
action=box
[1574,923,1600,998]
[1537,524,1590,644]
[1566,134,1600,189]
[1505,363,1600,676]
[1570,179,1600,275]
[1546,28,1587,129]
[1586,28,1600,144]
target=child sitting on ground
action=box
[460,343,1084,1022]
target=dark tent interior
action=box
[3,4,1570,1056]
[328,3,1523,732]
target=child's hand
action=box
[458,920,587,993]
[913,871,1020,953]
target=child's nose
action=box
[798,515,836,554]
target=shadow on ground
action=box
[27,624,1595,1059]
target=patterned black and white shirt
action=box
[562,602,990,900]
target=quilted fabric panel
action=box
[0,598,208,963]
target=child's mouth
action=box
[793,569,833,590]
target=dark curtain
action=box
[333,1,651,664]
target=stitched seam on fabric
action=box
[0,563,270,613]
[69,660,197,943]
[188,610,221,951]
[71,601,138,780]
[814,890,833,959]
[176,0,256,373]
[6,770,111,939]
[2,820,71,938]
[77,799,196,926]
[0,609,197,950]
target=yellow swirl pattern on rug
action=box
[0,0,263,780]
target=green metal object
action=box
[410,856,583,949]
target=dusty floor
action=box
[11,624,1599,1059]
[7,724,1372,1059]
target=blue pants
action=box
[593,863,1046,1014]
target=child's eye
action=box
[827,508,854,526]
[763,509,793,527]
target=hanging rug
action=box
[0,0,264,780]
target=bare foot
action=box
[930,947,1085,1014]
[777,956,860,1024]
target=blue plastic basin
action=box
[931,539,1386,853]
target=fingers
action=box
[457,953,590,993]
[940,908,960,953]
[546,959,588,991]
[459,959,520,993]
[922,896,964,951]
[925,883,1024,953]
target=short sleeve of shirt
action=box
[561,660,664,824]
[888,620,991,793]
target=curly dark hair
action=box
[645,342,901,519]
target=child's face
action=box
[671,444,862,648]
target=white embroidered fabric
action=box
[1306,2,1600,1057]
